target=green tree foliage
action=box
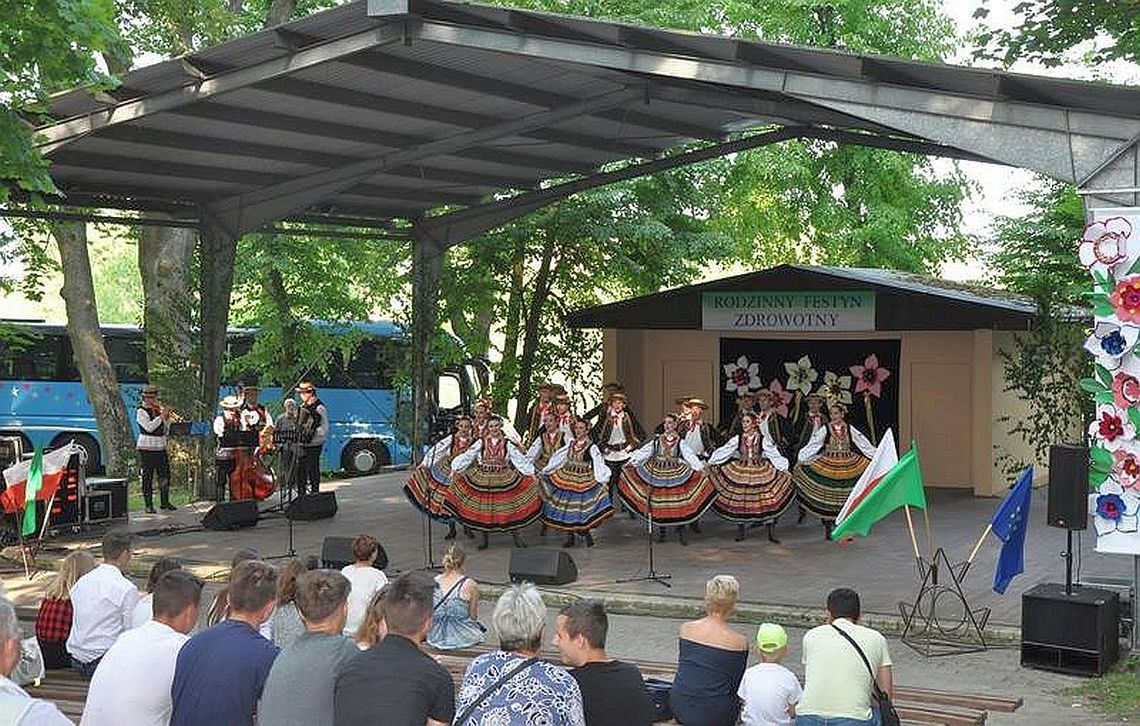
[987,178,1090,472]
[972,0,1140,68]
[0,0,119,200]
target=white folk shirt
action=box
[683,425,706,458]
[135,406,167,451]
[0,674,71,726]
[66,564,141,663]
[80,620,189,726]
[603,413,630,462]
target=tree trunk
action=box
[411,229,443,452]
[262,264,297,381]
[263,0,297,27]
[198,227,238,496]
[497,240,526,412]
[138,223,197,413]
[52,221,135,476]
[514,235,558,431]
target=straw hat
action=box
[220,395,241,410]
[141,384,159,396]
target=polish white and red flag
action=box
[835,429,898,529]
[0,443,79,514]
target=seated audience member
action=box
[334,572,453,726]
[35,550,95,670]
[0,598,71,725]
[553,599,653,726]
[170,561,280,726]
[455,583,584,726]
[738,623,801,726]
[340,535,388,636]
[260,570,358,726]
[66,531,139,677]
[81,570,204,726]
[427,544,485,650]
[271,558,311,649]
[131,557,182,628]
[353,585,389,650]
[670,575,748,726]
[207,548,272,640]
[796,588,892,726]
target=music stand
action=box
[615,479,672,588]
[265,429,301,560]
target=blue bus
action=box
[0,320,489,475]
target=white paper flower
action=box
[1079,216,1135,277]
[1084,319,1140,371]
[1090,403,1136,448]
[723,355,761,394]
[783,355,818,395]
[819,370,853,406]
[1093,478,1140,536]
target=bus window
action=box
[104,336,148,384]
[7,336,64,381]
[436,373,462,412]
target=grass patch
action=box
[1066,654,1140,720]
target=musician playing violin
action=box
[239,383,274,432]
[213,396,243,501]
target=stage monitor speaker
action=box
[201,500,259,531]
[321,536,388,571]
[1047,444,1089,530]
[287,492,338,521]
[508,548,578,586]
[1021,583,1119,676]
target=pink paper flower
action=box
[850,354,892,399]
[1110,277,1140,324]
[1113,370,1140,409]
[766,379,792,418]
[1114,447,1140,490]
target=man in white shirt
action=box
[81,570,204,726]
[797,588,893,726]
[66,532,139,676]
[0,598,72,725]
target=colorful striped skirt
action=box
[617,457,716,527]
[707,459,795,523]
[403,457,456,521]
[792,452,870,520]
[541,461,614,533]
[449,465,542,532]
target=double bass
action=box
[227,423,277,501]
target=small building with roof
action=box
[567,264,1049,497]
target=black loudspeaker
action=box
[321,536,388,571]
[1047,444,1089,530]
[508,548,578,586]
[201,500,259,531]
[1022,583,1119,676]
[287,492,338,521]
[87,479,128,520]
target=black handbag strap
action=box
[434,576,467,612]
[454,656,539,726]
[829,624,886,698]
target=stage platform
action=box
[9,470,1136,629]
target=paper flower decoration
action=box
[1113,369,1140,410]
[1113,446,1140,490]
[1110,277,1140,324]
[1079,217,1134,276]
[723,356,760,394]
[1094,480,1140,535]
[850,353,891,398]
[1084,320,1140,370]
[819,371,853,406]
[783,356,818,395]
[766,379,792,418]
[1090,404,1135,444]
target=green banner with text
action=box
[701,291,876,332]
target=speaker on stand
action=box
[1047,444,1088,594]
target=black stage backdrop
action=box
[718,337,901,446]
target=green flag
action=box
[831,443,927,541]
[21,446,43,537]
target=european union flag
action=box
[991,466,1033,594]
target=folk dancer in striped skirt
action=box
[526,411,568,538]
[591,391,645,515]
[677,397,723,535]
[707,411,794,543]
[618,413,716,546]
[792,401,876,539]
[403,415,476,540]
[449,416,542,550]
[539,419,614,548]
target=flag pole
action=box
[903,505,922,564]
[922,505,935,561]
[960,523,993,579]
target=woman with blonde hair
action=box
[35,550,96,669]
[353,584,390,650]
[670,575,749,725]
[271,557,311,648]
[426,544,485,650]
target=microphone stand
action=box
[421,439,445,572]
[615,452,672,588]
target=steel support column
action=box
[410,222,444,459]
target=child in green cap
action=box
[737,622,801,726]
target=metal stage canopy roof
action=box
[33,0,1140,243]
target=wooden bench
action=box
[15,640,1021,725]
